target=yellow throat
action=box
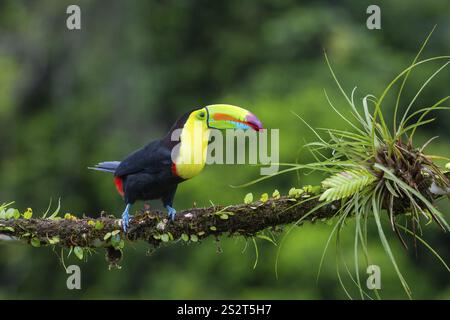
[173,111,210,179]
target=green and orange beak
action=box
[205,104,263,131]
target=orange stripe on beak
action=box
[212,113,240,121]
[212,113,260,130]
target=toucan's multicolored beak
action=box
[205,104,263,131]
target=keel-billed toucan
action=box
[90,104,263,231]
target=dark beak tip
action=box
[253,123,263,131]
[246,113,263,131]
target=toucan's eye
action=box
[198,111,206,119]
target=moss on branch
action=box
[0,194,335,252]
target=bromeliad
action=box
[89,104,263,232]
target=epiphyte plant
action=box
[294,28,450,299]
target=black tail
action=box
[88,161,121,173]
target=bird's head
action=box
[190,104,263,131]
[167,104,263,179]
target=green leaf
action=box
[42,198,52,218]
[181,233,189,241]
[272,189,280,199]
[303,185,321,195]
[288,188,296,197]
[111,230,121,236]
[1,201,14,209]
[111,234,121,246]
[252,237,259,269]
[260,193,269,203]
[244,193,253,204]
[6,208,20,220]
[256,234,277,246]
[64,213,77,220]
[288,187,304,198]
[310,186,322,194]
[0,226,14,232]
[67,246,73,258]
[219,213,229,220]
[48,236,60,244]
[161,234,169,242]
[31,237,41,248]
[74,246,84,260]
[320,170,376,202]
[372,193,411,298]
[446,163,450,170]
[103,232,112,241]
[209,226,217,231]
[95,221,104,230]
[23,208,33,219]
[190,234,198,242]
[48,198,61,219]
[197,231,205,236]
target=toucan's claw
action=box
[121,204,132,232]
[166,205,177,221]
[122,214,129,232]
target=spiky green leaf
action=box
[320,170,376,202]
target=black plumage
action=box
[89,109,194,217]
[89,104,262,231]
[115,139,183,206]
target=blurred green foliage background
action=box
[0,0,449,299]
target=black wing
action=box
[114,139,172,177]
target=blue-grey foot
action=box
[165,205,177,221]
[121,204,132,232]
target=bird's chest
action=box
[172,161,205,180]
[172,126,209,179]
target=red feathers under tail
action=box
[114,177,124,196]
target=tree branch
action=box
[0,194,334,250]
[0,182,444,266]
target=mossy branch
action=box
[0,194,335,250]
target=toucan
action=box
[89,104,263,232]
